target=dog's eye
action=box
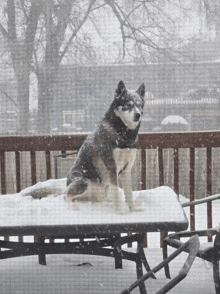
[121,101,134,111]
[125,102,134,109]
[136,103,142,109]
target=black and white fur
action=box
[65,81,145,214]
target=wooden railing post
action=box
[45,151,51,180]
[158,148,165,247]
[207,147,212,242]
[174,148,179,196]
[0,151,6,194]
[141,148,147,247]
[141,148,146,190]
[158,148,164,186]
[15,151,21,193]
[30,151,37,185]
[190,148,195,231]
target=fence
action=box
[0,131,219,247]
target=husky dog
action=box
[65,81,145,214]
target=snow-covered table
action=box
[0,186,188,294]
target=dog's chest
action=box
[113,148,137,174]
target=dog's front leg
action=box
[120,170,143,212]
[108,169,127,214]
[101,154,127,214]
[120,170,134,209]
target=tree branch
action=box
[0,88,17,107]
[58,0,96,63]
[24,0,42,63]
[0,22,8,39]
[104,0,127,57]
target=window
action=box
[62,110,85,132]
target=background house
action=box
[51,61,220,134]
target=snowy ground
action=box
[0,248,215,294]
[0,181,219,293]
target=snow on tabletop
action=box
[0,186,186,227]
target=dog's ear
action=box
[137,83,145,99]
[115,80,126,98]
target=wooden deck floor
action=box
[0,248,216,294]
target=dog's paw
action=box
[129,206,144,212]
[67,201,79,211]
[115,209,128,215]
[115,202,129,215]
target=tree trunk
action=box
[16,65,30,135]
[4,0,42,134]
[37,69,56,134]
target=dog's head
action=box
[114,80,145,129]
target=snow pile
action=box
[0,185,186,227]
[161,115,188,125]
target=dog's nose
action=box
[134,113,141,121]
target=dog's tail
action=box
[20,178,67,198]
[22,187,61,198]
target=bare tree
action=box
[34,0,98,133]
[0,0,195,134]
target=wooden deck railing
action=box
[0,131,220,246]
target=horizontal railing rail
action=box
[0,131,219,246]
